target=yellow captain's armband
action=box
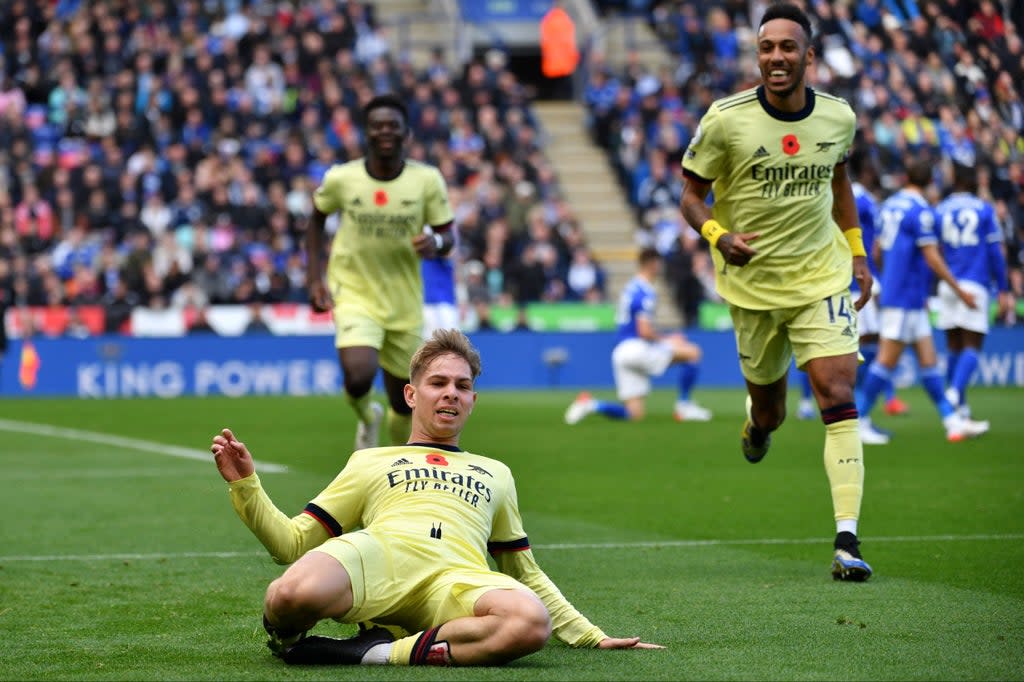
[700,219,729,248]
[844,227,867,257]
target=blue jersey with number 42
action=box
[877,189,938,309]
[934,192,1008,292]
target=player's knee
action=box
[265,577,321,619]
[343,372,375,397]
[816,381,855,406]
[500,600,552,656]
[685,344,702,362]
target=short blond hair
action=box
[409,329,482,383]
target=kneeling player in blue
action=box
[211,329,662,666]
[564,248,712,424]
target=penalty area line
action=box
[0,418,289,473]
[2,533,1021,563]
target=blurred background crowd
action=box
[0,0,1020,338]
[588,0,1022,324]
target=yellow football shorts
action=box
[332,304,423,378]
[311,530,531,635]
[729,289,859,385]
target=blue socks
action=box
[857,362,891,417]
[950,348,978,406]
[921,366,954,419]
[678,362,698,402]
[594,400,629,420]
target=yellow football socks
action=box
[824,419,864,523]
[346,391,375,424]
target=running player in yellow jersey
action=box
[211,329,662,666]
[680,3,874,581]
[306,94,455,451]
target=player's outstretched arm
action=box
[211,427,255,482]
[598,637,665,649]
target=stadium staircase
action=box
[373,0,463,70]
[531,102,636,291]
[377,1,683,328]
[532,4,682,328]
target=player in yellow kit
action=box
[210,329,662,666]
[679,3,873,580]
[306,93,455,450]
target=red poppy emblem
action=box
[782,134,800,155]
[426,453,449,466]
[374,190,388,206]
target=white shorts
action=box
[856,294,880,337]
[611,337,674,401]
[934,280,990,334]
[422,303,460,337]
[879,307,934,344]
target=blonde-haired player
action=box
[211,329,662,666]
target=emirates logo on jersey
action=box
[782,134,800,155]
[374,190,388,206]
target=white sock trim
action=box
[361,642,393,665]
[836,519,858,536]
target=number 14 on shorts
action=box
[825,294,854,325]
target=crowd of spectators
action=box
[584,0,1023,326]
[0,0,608,339]
[3,0,1021,339]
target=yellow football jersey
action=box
[313,160,453,330]
[683,86,857,309]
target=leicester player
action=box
[564,247,711,424]
[856,159,990,444]
[211,329,662,666]
[850,153,909,419]
[680,2,872,580]
[934,163,1014,420]
[306,94,455,451]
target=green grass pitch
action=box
[1,387,1022,681]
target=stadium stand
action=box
[0,0,612,339]
[0,0,1020,339]
[583,0,1022,325]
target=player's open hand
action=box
[211,428,256,482]
[997,291,1014,320]
[717,232,759,266]
[597,637,665,650]
[307,279,333,313]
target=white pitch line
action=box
[2,533,1021,563]
[533,533,1024,550]
[0,418,289,473]
[0,468,209,480]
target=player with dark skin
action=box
[305,101,454,435]
[680,13,872,436]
